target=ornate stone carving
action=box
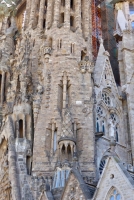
[79,59,94,74]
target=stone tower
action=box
[1,0,134,199]
[29,0,95,188]
[0,0,96,199]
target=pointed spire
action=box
[94,37,107,87]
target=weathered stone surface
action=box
[0,0,134,199]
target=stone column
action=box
[8,117,21,200]
[1,71,5,104]
[53,0,60,26]
[71,144,74,158]
[46,0,53,29]
[75,0,81,29]
[63,73,67,109]
[74,121,77,138]
[64,0,70,28]
[83,0,90,39]
[24,0,31,29]
[38,0,46,30]
[29,0,39,28]
[16,120,19,138]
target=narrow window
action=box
[53,130,57,152]
[67,144,71,155]
[45,0,48,7]
[26,156,31,175]
[96,119,99,132]
[61,13,64,24]
[81,50,86,60]
[43,19,46,29]
[70,0,74,9]
[62,144,65,154]
[102,121,105,134]
[44,0,48,14]
[19,120,23,138]
[109,189,121,200]
[60,39,62,49]
[116,127,118,142]
[61,0,65,6]
[70,16,74,27]
[4,72,7,102]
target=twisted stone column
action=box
[8,117,21,200]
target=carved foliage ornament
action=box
[79,60,94,74]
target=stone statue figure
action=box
[108,119,115,137]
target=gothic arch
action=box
[105,186,123,200]
[98,151,120,175]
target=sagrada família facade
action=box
[0,0,134,199]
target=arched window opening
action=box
[19,120,23,138]
[102,121,105,134]
[44,0,47,15]
[96,118,99,132]
[45,0,48,8]
[70,16,74,27]
[109,189,121,200]
[116,127,118,142]
[81,50,86,60]
[105,74,107,79]
[67,144,72,161]
[53,130,57,152]
[61,0,65,7]
[62,144,65,154]
[67,144,71,155]
[70,0,74,10]
[60,13,64,24]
